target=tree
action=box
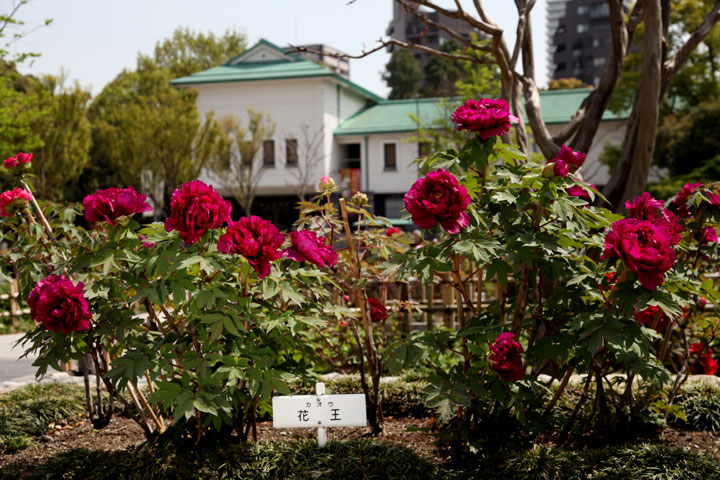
[90,59,224,214]
[142,26,247,78]
[29,74,92,201]
[548,78,590,90]
[421,38,465,97]
[383,48,421,99]
[288,123,325,202]
[333,0,720,210]
[208,109,275,216]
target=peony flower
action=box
[451,98,520,140]
[697,297,708,310]
[488,332,524,382]
[626,192,682,245]
[553,160,569,178]
[218,215,285,279]
[83,186,152,225]
[554,144,585,170]
[602,218,677,290]
[164,181,232,245]
[673,182,703,216]
[4,152,33,169]
[385,227,401,237]
[404,169,471,234]
[28,275,91,334]
[634,305,671,333]
[368,298,389,323]
[690,342,719,375]
[283,230,337,268]
[319,176,336,192]
[701,226,719,245]
[568,184,591,200]
[0,188,32,217]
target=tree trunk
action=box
[602,0,663,210]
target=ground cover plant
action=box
[0,97,718,474]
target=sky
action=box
[7,0,548,97]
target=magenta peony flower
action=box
[28,275,91,334]
[602,218,677,290]
[164,181,232,245]
[385,227,402,237]
[368,298,389,323]
[634,305,671,333]
[218,215,285,279]
[553,160,569,178]
[83,186,152,225]
[451,98,520,140]
[567,184,593,200]
[554,144,585,170]
[283,230,337,268]
[626,192,682,246]
[404,169,471,234]
[673,182,703,216]
[4,152,33,169]
[698,225,718,245]
[0,188,32,217]
[488,332,524,382]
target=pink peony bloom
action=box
[567,184,596,201]
[700,226,719,245]
[690,342,719,375]
[451,98,519,140]
[4,152,33,169]
[602,218,677,290]
[218,215,285,279]
[404,169,471,234]
[0,188,32,217]
[164,181,232,245]
[83,186,152,225]
[488,332,524,382]
[28,275,91,334]
[368,298,389,323]
[319,176,336,191]
[626,192,682,245]
[673,182,703,216]
[385,227,401,237]
[634,305,671,333]
[553,160,569,178]
[554,144,586,170]
[283,230,337,268]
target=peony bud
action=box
[351,192,369,207]
[319,176,336,192]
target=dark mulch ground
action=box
[1,414,718,473]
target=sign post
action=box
[272,382,367,447]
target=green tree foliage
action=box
[142,26,247,78]
[654,98,720,175]
[648,154,720,199]
[28,75,92,201]
[209,109,275,216]
[90,59,224,214]
[421,39,465,97]
[383,48,421,99]
[0,66,46,159]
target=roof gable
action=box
[225,39,300,65]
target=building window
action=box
[556,43,566,53]
[556,62,566,72]
[556,25,567,35]
[577,24,589,33]
[593,57,606,67]
[577,5,588,14]
[589,4,610,17]
[286,138,298,166]
[593,37,602,48]
[384,142,397,170]
[263,140,275,168]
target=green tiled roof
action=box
[334,89,630,136]
[171,39,383,102]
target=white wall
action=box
[186,77,329,196]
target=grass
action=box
[671,383,720,432]
[0,383,86,454]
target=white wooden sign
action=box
[272,383,366,447]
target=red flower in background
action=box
[451,98,519,139]
[218,216,285,279]
[283,230,337,269]
[368,298,389,323]
[164,181,231,245]
[634,305,671,333]
[4,152,33,169]
[28,275,91,334]
[83,186,152,225]
[0,188,32,217]
[488,332,524,382]
[690,343,719,375]
[404,169,471,234]
[385,227,402,237]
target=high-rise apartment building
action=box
[547,0,630,86]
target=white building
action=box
[172,39,628,227]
